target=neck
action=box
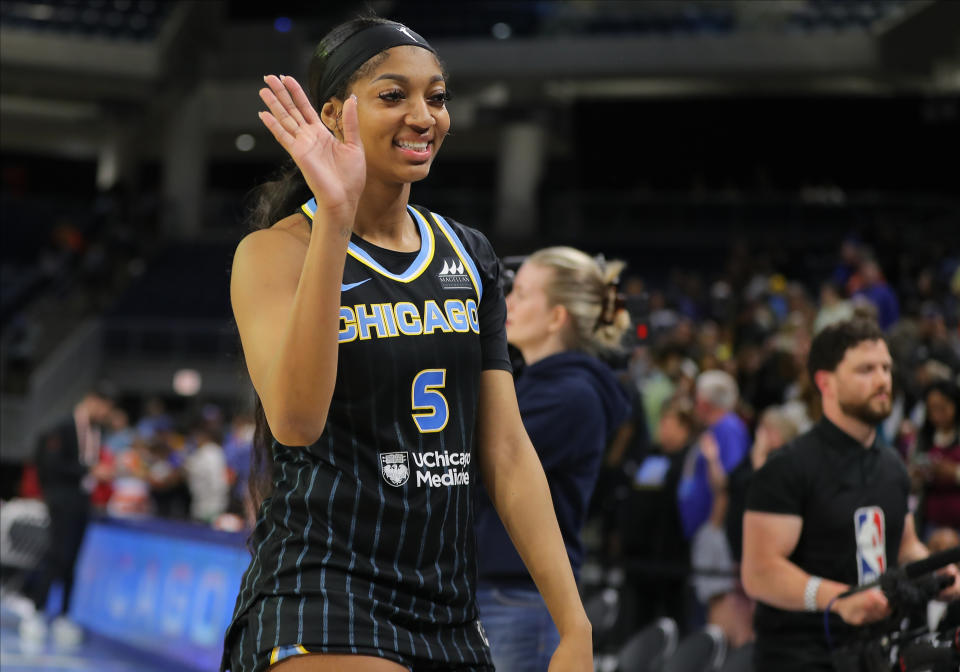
[704,408,728,426]
[353,181,418,251]
[824,404,876,447]
[519,339,567,367]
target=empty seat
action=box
[663,624,727,672]
[719,642,754,672]
[584,587,621,649]
[616,617,678,672]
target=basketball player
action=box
[221,17,592,672]
[741,319,960,671]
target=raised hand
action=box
[700,431,728,493]
[258,75,366,220]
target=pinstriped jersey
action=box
[222,202,511,671]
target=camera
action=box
[830,548,959,672]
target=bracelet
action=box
[804,576,823,612]
[824,595,840,651]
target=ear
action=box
[814,370,833,399]
[320,99,343,140]
[547,303,569,335]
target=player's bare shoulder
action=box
[232,213,311,277]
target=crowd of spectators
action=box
[17,395,255,532]
[4,232,958,655]
[593,234,960,650]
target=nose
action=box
[405,99,436,131]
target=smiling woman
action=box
[221,14,593,672]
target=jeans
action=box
[476,587,560,672]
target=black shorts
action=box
[225,603,495,672]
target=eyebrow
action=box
[370,73,445,84]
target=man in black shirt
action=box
[741,319,960,671]
[20,382,115,647]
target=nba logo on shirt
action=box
[854,506,886,585]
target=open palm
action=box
[258,74,366,218]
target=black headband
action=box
[317,23,436,104]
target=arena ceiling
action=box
[1,0,957,162]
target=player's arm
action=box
[899,514,960,600]
[742,511,890,625]
[232,221,349,447]
[475,369,592,671]
[232,75,364,446]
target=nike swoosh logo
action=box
[340,279,371,292]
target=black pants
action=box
[28,491,89,616]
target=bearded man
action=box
[740,319,960,671]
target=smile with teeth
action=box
[396,140,430,151]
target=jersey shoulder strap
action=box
[411,204,483,303]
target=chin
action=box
[406,163,434,181]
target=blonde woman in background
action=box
[473,246,632,672]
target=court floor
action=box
[0,600,186,672]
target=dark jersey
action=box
[222,202,511,671]
[745,418,910,671]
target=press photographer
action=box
[740,319,960,672]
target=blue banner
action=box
[71,518,249,671]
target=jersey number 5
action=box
[411,369,449,433]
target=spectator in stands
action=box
[184,422,229,524]
[648,289,681,338]
[910,379,960,534]
[852,258,899,330]
[19,382,116,648]
[744,315,808,417]
[474,246,631,672]
[813,281,854,334]
[135,396,173,438]
[695,430,755,648]
[831,236,864,294]
[616,399,698,637]
[639,344,684,443]
[691,405,800,648]
[144,427,190,519]
[103,407,135,455]
[678,370,750,540]
[222,411,255,522]
[913,303,960,374]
